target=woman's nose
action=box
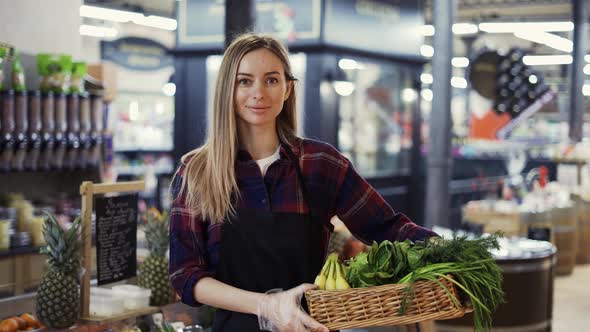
[251,82,265,99]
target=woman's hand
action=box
[257,284,329,332]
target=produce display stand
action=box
[78,180,159,323]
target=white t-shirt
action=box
[256,145,281,176]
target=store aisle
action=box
[552,264,590,331]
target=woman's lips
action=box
[248,106,270,114]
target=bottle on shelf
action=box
[88,95,104,168]
[1,90,15,172]
[52,92,67,170]
[25,91,42,171]
[39,91,55,171]
[78,93,91,169]
[65,94,81,170]
[12,91,28,171]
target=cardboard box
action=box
[87,63,118,102]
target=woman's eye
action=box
[266,77,279,84]
[238,79,251,85]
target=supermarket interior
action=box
[0,0,590,331]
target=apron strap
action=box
[283,142,334,233]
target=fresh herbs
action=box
[343,233,505,332]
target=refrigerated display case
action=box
[335,57,417,178]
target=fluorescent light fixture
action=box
[162,82,176,96]
[452,57,470,68]
[420,25,435,36]
[80,5,177,30]
[333,81,355,96]
[420,45,434,57]
[585,64,590,75]
[523,55,572,66]
[583,85,590,96]
[586,55,590,62]
[134,15,177,30]
[79,24,118,38]
[420,73,433,84]
[452,23,478,35]
[420,23,477,36]
[338,59,358,70]
[401,88,418,103]
[479,21,574,33]
[514,31,572,52]
[451,77,468,89]
[529,75,538,84]
[421,88,433,102]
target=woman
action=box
[169,34,438,332]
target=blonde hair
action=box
[175,34,298,223]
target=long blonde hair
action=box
[176,34,298,223]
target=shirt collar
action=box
[236,137,301,162]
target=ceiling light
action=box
[523,55,572,66]
[420,25,435,36]
[79,24,118,38]
[514,31,572,53]
[528,75,538,84]
[421,89,433,102]
[333,81,355,96]
[401,88,418,103]
[451,77,467,89]
[80,5,177,30]
[452,57,470,68]
[338,59,359,70]
[420,23,477,36]
[162,83,176,96]
[583,85,590,96]
[584,64,590,75]
[420,73,433,84]
[420,45,434,57]
[452,23,478,35]
[479,21,574,33]
[585,55,590,62]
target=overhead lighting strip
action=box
[80,5,177,31]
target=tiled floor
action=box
[552,263,590,331]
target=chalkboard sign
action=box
[528,226,551,242]
[95,194,138,285]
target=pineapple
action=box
[36,213,82,329]
[138,209,175,306]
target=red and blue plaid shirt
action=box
[169,137,438,306]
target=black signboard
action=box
[95,194,138,285]
[176,0,321,49]
[528,227,551,242]
[101,37,173,71]
[323,0,423,58]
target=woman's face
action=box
[234,48,292,130]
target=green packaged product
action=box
[70,62,87,94]
[37,54,73,93]
[12,53,26,92]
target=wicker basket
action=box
[305,276,471,330]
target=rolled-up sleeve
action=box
[169,167,214,307]
[333,156,438,243]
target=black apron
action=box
[212,145,332,331]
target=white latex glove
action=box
[257,284,329,332]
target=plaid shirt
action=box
[169,137,438,306]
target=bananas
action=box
[314,253,351,290]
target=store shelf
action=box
[117,165,174,177]
[115,149,172,154]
